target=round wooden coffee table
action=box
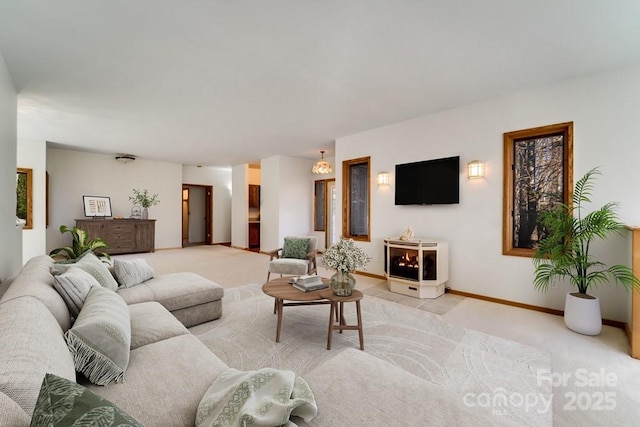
[262,277,330,342]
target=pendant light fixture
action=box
[312,150,333,174]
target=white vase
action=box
[142,208,149,220]
[564,292,602,336]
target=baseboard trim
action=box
[354,271,386,280]
[447,289,626,330]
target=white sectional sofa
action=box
[0,255,227,425]
[0,254,538,426]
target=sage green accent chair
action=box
[266,236,318,282]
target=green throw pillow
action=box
[30,373,141,427]
[282,237,310,260]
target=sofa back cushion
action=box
[0,255,72,332]
[0,296,76,419]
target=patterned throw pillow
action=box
[282,237,310,260]
[30,373,141,426]
[64,287,131,386]
[51,252,120,291]
[113,258,155,288]
[52,267,100,318]
[74,252,119,291]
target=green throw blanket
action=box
[196,368,318,427]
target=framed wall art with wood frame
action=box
[16,168,33,229]
[502,122,573,257]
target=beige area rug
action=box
[191,284,552,426]
[363,282,465,315]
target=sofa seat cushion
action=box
[296,348,500,426]
[128,302,189,350]
[117,272,224,312]
[85,334,228,427]
[0,255,71,332]
[0,296,76,418]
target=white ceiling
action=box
[1,1,639,167]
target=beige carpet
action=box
[191,283,552,426]
[114,245,640,425]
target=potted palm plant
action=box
[533,167,639,335]
[49,225,110,262]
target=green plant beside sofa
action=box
[49,225,110,262]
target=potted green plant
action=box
[533,167,639,335]
[49,225,110,262]
[129,188,160,219]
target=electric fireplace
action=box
[384,238,449,298]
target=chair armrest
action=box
[307,250,318,276]
[266,248,283,261]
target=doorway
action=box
[182,184,213,247]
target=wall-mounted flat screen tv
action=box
[395,156,460,205]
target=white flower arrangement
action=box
[321,237,371,273]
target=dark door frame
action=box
[182,184,213,246]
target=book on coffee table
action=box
[292,277,328,292]
[296,275,323,285]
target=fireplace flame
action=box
[397,252,418,268]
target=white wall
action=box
[46,148,182,251]
[336,64,640,322]
[260,155,315,252]
[260,157,279,252]
[182,165,232,244]
[17,138,47,262]
[0,51,21,284]
[231,164,249,248]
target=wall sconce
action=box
[377,171,390,187]
[467,160,485,179]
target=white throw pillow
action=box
[64,287,131,386]
[52,267,101,318]
[113,258,155,288]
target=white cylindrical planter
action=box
[564,292,602,336]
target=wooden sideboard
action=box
[75,219,156,255]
